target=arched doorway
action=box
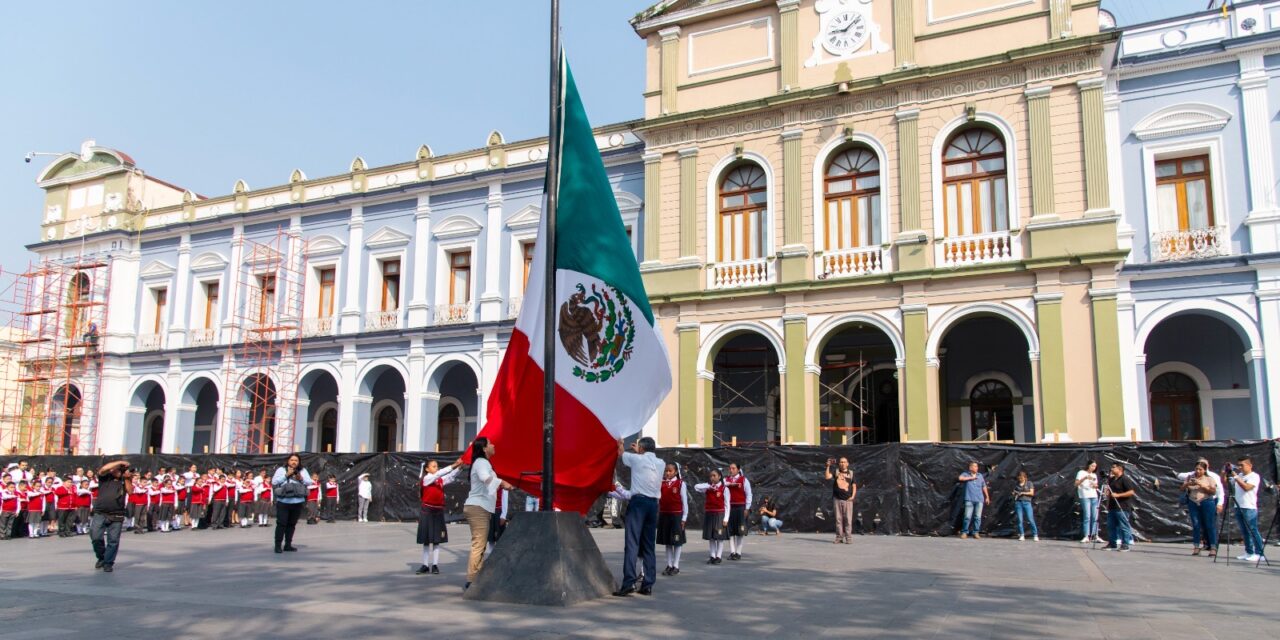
[374,403,399,453]
[359,364,405,453]
[1149,372,1202,441]
[241,373,277,453]
[937,315,1033,442]
[140,385,165,453]
[709,332,781,445]
[815,322,900,445]
[317,407,338,453]
[49,384,82,454]
[300,369,340,452]
[437,401,461,452]
[180,377,219,454]
[426,359,480,452]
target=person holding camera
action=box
[825,457,856,544]
[1228,456,1265,562]
[271,453,311,554]
[90,460,131,572]
[1176,459,1222,556]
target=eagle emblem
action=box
[558,282,636,384]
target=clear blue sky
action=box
[0,0,1217,266]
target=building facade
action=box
[1109,0,1280,442]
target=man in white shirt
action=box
[1229,456,1265,562]
[614,437,663,597]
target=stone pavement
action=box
[0,521,1274,639]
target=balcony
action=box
[188,328,217,347]
[708,257,775,289]
[136,334,163,351]
[818,246,887,280]
[507,296,523,320]
[1151,225,1228,262]
[435,302,473,325]
[302,317,335,337]
[364,310,400,331]
[937,231,1019,268]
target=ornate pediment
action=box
[504,204,541,231]
[433,215,483,240]
[189,252,228,273]
[306,234,347,257]
[1132,103,1231,141]
[364,225,412,249]
[139,260,176,280]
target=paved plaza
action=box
[0,521,1275,639]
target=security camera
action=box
[24,152,33,163]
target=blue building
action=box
[1109,0,1280,441]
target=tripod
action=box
[1213,491,1237,565]
[1254,493,1277,568]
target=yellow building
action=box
[632,0,1127,445]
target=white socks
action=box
[709,540,722,559]
[422,546,431,567]
[674,546,683,567]
[735,536,745,554]
[665,547,673,567]
[431,544,441,566]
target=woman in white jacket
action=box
[462,437,513,591]
[357,473,373,523]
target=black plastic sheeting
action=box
[4,441,1277,542]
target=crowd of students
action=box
[1,461,345,539]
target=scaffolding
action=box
[0,254,110,456]
[220,229,305,454]
[818,355,872,446]
[711,345,781,446]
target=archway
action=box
[240,373,277,453]
[708,331,781,445]
[814,322,900,445]
[1143,312,1256,439]
[300,368,340,452]
[359,364,405,452]
[140,385,165,453]
[49,384,82,454]
[937,315,1033,442]
[180,376,220,454]
[426,359,479,452]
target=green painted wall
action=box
[1036,299,1066,435]
[903,309,929,441]
[678,326,699,445]
[784,318,807,442]
[1091,295,1126,438]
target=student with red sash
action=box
[694,469,730,565]
[723,463,753,561]
[415,459,462,575]
[658,462,689,576]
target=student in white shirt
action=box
[1074,460,1101,543]
[462,437,513,591]
[357,473,373,523]
[1228,456,1265,562]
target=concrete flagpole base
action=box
[463,510,616,606]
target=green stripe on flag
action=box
[555,63,655,326]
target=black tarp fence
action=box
[4,441,1276,542]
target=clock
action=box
[821,11,868,56]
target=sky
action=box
[0,0,1220,267]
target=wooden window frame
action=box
[717,164,768,263]
[1155,155,1215,231]
[823,147,881,250]
[203,282,219,330]
[152,287,168,334]
[317,267,336,317]
[448,250,472,305]
[380,259,401,312]
[520,242,535,291]
[941,128,1007,237]
[257,275,276,325]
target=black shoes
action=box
[612,585,635,597]
[661,566,673,576]
[415,565,430,575]
[275,546,282,554]
[706,557,716,564]
[729,553,741,561]
[94,560,104,569]
[431,565,440,574]
[102,564,113,573]
[671,567,680,575]
[283,545,298,552]
[638,586,652,596]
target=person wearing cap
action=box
[357,473,373,523]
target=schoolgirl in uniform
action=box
[75,480,93,534]
[158,479,177,532]
[723,463,753,561]
[208,472,229,530]
[174,482,187,531]
[0,479,17,540]
[486,487,509,555]
[188,477,207,529]
[237,477,256,528]
[26,479,46,537]
[40,477,56,536]
[255,476,272,527]
[658,462,689,576]
[323,475,339,523]
[416,459,463,574]
[147,479,162,532]
[54,478,76,537]
[694,470,730,564]
[229,470,244,526]
[305,475,321,524]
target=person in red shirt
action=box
[25,479,46,538]
[209,472,230,530]
[723,463,753,561]
[255,477,273,527]
[694,470,731,564]
[54,478,77,538]
[305,476,321,524]
[237,478,256,528]
[416,459,462,575]
[127,477,148,532]
[658,462,689,576]
[323,475,339,523]
[75,480,93,535]
[0,479,19,540]
[188,477,207,529]
[158,479,178,532]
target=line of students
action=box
[2,462,343,538]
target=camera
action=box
[24,152,33,164]
[1221,462,1236,477]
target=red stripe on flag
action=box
[471,329,619,514]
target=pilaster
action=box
[895,109,922,234]
[1033,292,1066,437]
[901,304,930,441]
[643,152,663,265]
[1078,78,1112,215]
[1049,0,1072,39]
[1238,54,1280,252]
[677,323,700,445]
[408,198,432,327]
[405,339,427,451]
[479,184,504,323]
[893,0,915,68]
[783,314,808,443]
[678,147,699,259]
[778,0,800,91]
[337,345,359,453]
[222,227,245,342]
[340,207,365,334]
[1089,287,1126,439]
[1025,86,1056,221]
[659,27,681,115]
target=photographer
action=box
[90,460,131,572]
[1227,456,1265,562]
[271,454,311,554]
[1175,459,1222,556]
[824,457,856,544]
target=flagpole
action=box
[541,0,563,511]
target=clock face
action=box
[822,11,868,57]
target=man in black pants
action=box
[271,454,311,553]
[90,461,131,573]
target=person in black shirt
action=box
[1104,462,1137,551]
[90,460,132,572]
[824,457,857,544]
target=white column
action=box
[478,331,501,429]
[404,338,426,450]
[1103,75,1132,256]
[407,198,432,327]
[283,216,303,325]
[221,226,244,343]
[337,345,359,452]
[1256,285,1280,439]
[105,251,139,353]
[1244,348,1270,439]
[1133,353,1151,441]
[216,352,236,452]
[161,360,182,453]
[1115,290,1141,439]
[1239,53,1280,253]
[340,206,365,334]
[478,183,504,322]
[168,235,192,347]
[97,364,131,454]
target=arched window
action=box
[318,408,337,453]
[717,163,768,263]
[1150,372,1201,440]
[824,146,881,249]
[969,378,1013,442]
[438,403,460,452]
[375,405,398,452]
[942,128,1008,237]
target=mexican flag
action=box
[473,62,671,513]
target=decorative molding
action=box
[189,252,228,274]
[431,215,483,240]
[688,16,774,77]
[363,226,412,249]
[504,204,541,231]
[1131,103,1232,141]
[139,260,176,280]
[305,234,347,258]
